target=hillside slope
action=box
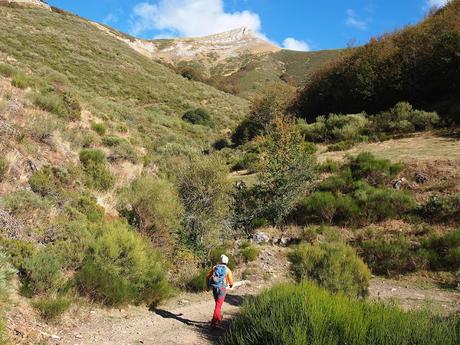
[105,27,342,99]
[292,0,460,122]
[0,5,249,149]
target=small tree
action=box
[177,155,232,253]
[234,116,316,230]
[118,176,183,251]
[232,83,295,146]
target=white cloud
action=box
[426,0,450,8]
[103,8,123,25]
[282,38,310,51]
[346,9,368,30]
[103,13,119,25]
[130,0,262,38]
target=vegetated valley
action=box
[0,1,459,344]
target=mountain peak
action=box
[2,0,50,9]
[147,27,279,64]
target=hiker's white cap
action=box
[221,254,229,264]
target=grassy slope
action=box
[0,7,249,149]
[166,48,342,99]
[273,49,344,86]
[228,49,342,99]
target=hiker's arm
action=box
[227,269,234,288]
[206,269,213,291]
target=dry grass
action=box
[318,133,460,163]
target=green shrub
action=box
[169,249,201,289]
[232,152,260,172]
[90,122,107,136]
[29,166,56,196]
[33,93,65,117]
[298,116,327,142]
[212,138,230,150]
[182,108,213,127]
[23,250,63,295]
[420,194,460,222]
[349,152,403,186]
[102,135,125,147]
[48,220,93,270]
[0,190,50,216]
[0,63,15,78]
[79,148,106,165]
[222,282,460,345]
[118,176,182,250]
[32,296,71,321]
[0,251,16,304]
[239,244,259,263]
[335,194,360,222]
[358,236,424,276]
[299,157,415,225]
[186,268,209,292]
[304,141,317,154]
[374,102,440,134]
[0,238,36,269]
[319,159,340,173]
[411,110,440,131]
[288,242,370,297]
[178,155,232,252]
[0,251,15,343]
[327,140,356,152]
[297,192,337,223]
[0,157,8,182]
[318,168,353,193]
[300,113,368,143]
[29,165,76,197]
[11,72,30,89]
[76,221,171,306]
[79,149,114,191]
[29,113,60,142]
[422,229,460,271]
[351,184,416,222]
[34,90,81,121]
[69,194,104,223]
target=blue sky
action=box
[46,0,450,51]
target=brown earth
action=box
[8,246,460,345]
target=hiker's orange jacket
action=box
[206,265,234,288]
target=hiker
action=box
[207,254,234,328]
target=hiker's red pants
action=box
[211,287,226,325]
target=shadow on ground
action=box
[151,294,251,344]
[224,293,247,307]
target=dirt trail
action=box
[46,278,460,345]
[54,286,250,345]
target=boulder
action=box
[278,236,290,247]
[252,231,270,244]
[415,172,428,184]
[392,177,409,190]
